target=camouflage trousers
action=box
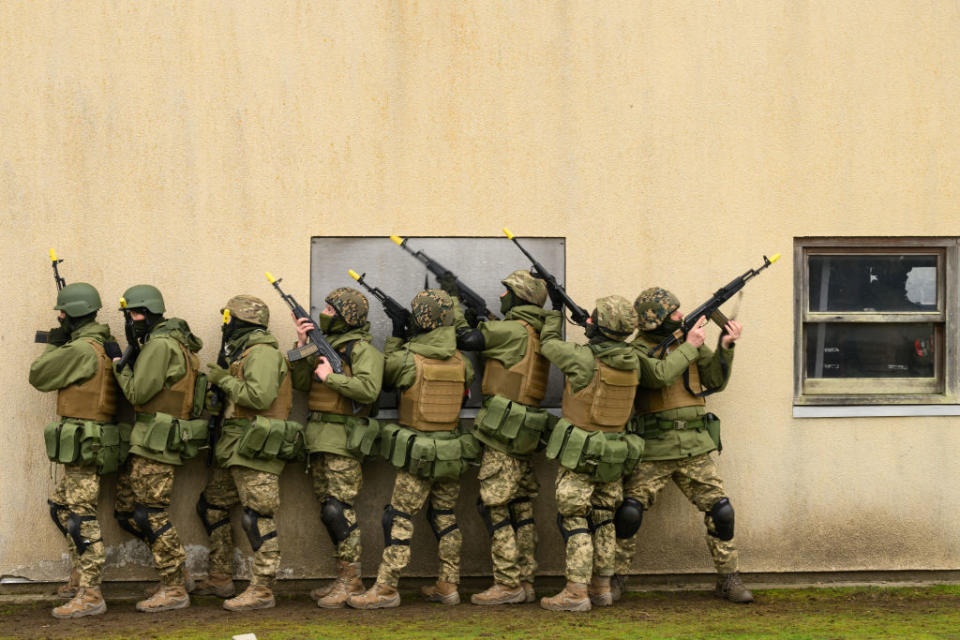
[477,448,538,588]
[555,468,622,584]
[616,453,739,575]
[49,464,104,587]
[311,452,363,563]
[201,465,281,587]
[376,470,461,588]
[115,455,186,586]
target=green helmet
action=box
[120,284,165,314]
[54,283,102,318]
[326,287,369,327]
[634,287,680,331]
[594,295,637,341]
[501,270,547,307]
[411,289,454,330]
[224,294,270,327]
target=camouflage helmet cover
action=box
[594,294,637,341]
[634,287,680,331]
[55,282,102,317]
[501,270,548,307]
[224,294,270,327]
[411,289,455,330]
[120,284,165,314]
[326,287,369,327]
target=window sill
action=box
[793,405,960,418]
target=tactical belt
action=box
[641,416,704,438]
[307,411,350,424]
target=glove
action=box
[103,341,122,360]
[389,310,410,339]
[47,326,70,347]
[437,272,459,298]
[206,363,231,386]
[547,285,565,311]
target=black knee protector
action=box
[381,504,412,547]
[48,500,69,537]
[426,503,458,541]
[590,507,615,534]
[708,498,735,541]
[133,502,171,546]
[476,498,511,537]
[614,498,644,539]
[507,497,535,530]
[66,512,99,556]
[114,509,145,541]
[240,506,277,552]
[321,497,357,545]
[555,513,591,544]
[196,494,231,537]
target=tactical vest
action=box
[134,340,200,419]
[56,339,118,423]
[308,343,371,417]
[561,360,637,433]
[633,340,706,415]
[397,351,466,432]
[481,321,549,407]
[227,345,293,420]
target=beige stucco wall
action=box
[2,1,959,583]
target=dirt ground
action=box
[2,582,960,640]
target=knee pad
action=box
[708,498,735,541]
[321,497,356,545]
[555,513,591,544]
[614,498,644,539]
[196,494,231,537]
[66,512,99,556]
[381,504,412,547]
[240,506,277,552]
[426,503,458,541]
[133,502,171,546]
[507,497,535,530]
[114,509,145,541]
[48,500,69,537]
[590,508,615,533]
[476,498,511,537]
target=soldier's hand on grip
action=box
[206,363,230,387]
[47,326,70,346]
[103,341,122,360]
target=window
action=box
[794,237,959,409]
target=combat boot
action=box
[136,585,190,612]
[421,580,460,605]
[57,567,80,599]
[146,569,195,597]
[191,572,236,598]
[714,572,754,604]
[610,574,626,602]
[317,561,364,609]
[588,575,613,607]
[521,580,536,603]
[223,584,276,611]
[51,586,106,619]
[346,582,400,609]
[540,581,591,612]
[470,582,526,606]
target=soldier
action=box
[454,271,552,605]
[196,294,298,611]
[538,293,641,612]
[613,287,752,603]
[347,290,476,609]
[112,285,204,613]
[29,283,122,619]
[289,287,384,608]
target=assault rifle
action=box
[205,308,231,466]
[389,235,498,324]
[647,254,781,359]
[265,272,344,373]
[502,227,590,327]
[35,249,67,343]
[115,295,141,371]
[348,269,411,337]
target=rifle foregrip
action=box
[287,342,319,362]
[35,330,50,344]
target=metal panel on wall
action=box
[310,235,568,410]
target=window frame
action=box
[794,237,959,407]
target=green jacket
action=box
[29,322,114,393]
[291,324,384,457]
[217,328,289,474]
[539,310,639,393]
[631,332,734,461]
[384,325,475,391]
